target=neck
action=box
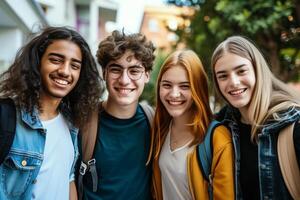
[239,107,252,124]
[104,98,138,119]
[169,118,194,150]
[172,109,192,127]
[39,95,61,121]
[171,114,193,137]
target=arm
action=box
[212,126,235,200]
[69,181,78,200]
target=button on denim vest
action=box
[0,107,79,200]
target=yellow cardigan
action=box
[152,125,235,200]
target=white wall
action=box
[37,0,76,27]
[5,0,46,32]
[0,28,23,72]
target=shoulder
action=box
[212,125,232,153]
[139,102,154,116]
[213,125,231,141]
[275,107,300,121]
[0,98,15,107]
[0,98,16,116]
[215,105,240,122]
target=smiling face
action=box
[214,52,256,112]
[40,40,82,102]
[159,65,193,119]
[104,50,150,107]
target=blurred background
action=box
[0,0,299,109]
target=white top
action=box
[159,127,194,200]
[32,113,74,200]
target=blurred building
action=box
[0,0,192,72]
[0,0,47,72]
[40,0,118,56]
[0,0,119,72]
[140,5,194,53]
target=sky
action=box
[116,0,165,33]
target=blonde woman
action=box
[211,36,300,199]
[150,50,235,200]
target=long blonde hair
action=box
[211,36,300,141]
[148,50,212,162]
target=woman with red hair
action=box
[149,50,235,200]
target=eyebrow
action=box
[215,64,246,75]
[48,53,82,64]
[108,63,143,68]
[161,80,190,84]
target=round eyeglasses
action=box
[107,66,145,81]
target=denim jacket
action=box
[0,106,79,200]
[216,105,300,200]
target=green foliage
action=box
[167,0,300,81]
[140,51,168,106]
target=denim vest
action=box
[216,106,300,200]
[0,107,79,200]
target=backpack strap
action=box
[197,120,221,200]
[0,98,16,165]
[139,101,154,129]
[277,122,300,199]
[78,102,102,200]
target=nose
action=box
[230,74,240,86]
[170,86,181,98]
[57,62,71,77]
[118,69,131,85]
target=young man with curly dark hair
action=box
[0,26,103,200]
[80,30,155,200]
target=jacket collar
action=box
[20,103,77,131]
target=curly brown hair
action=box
[0,26,104,128]
[96,30,155,71]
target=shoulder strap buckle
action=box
[87,158,96,166]
[79,161,88,175]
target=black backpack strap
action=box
[197,120,221,200]
[0,98,16,165]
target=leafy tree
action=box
[141,51,168,106]
[167,0,300,82]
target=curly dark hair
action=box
[96,30,156,71]
[0,26,104,128]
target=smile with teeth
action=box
[53,78,69,85]
[117,88,134,94]
[168,100,184,105]
[229,88,246,95]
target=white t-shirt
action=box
[32,113,74,200]
[159,128,194,200]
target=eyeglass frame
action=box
[106,64,146,81]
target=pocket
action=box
[1,151,42,196]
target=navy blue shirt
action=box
[83,105,152,200]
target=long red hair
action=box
[148,50,213,162]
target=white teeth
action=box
[229,89,245,95]
[54,79,68,85]
[118,88,132,94]
[168,100,182,105]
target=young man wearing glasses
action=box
[80,30,155,200]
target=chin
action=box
[48,91,69,99]
[168,111,184,118]
[116,99,137,106]
[231,102,249,109]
